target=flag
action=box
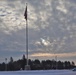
[24,5,27,20]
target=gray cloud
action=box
[0,0,76,62]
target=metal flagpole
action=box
[26,15,28,66]
[24,3,30,70]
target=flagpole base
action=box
[25,65,31,70]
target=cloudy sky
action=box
[0,0,76,63]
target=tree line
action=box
[0,55,75,71]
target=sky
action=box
[0,0,76,63]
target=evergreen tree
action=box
[22,54,26,70]
[8,57,14,71]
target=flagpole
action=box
[24,3,30,70]
[26,15,28,66]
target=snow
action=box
[0,70,76,75]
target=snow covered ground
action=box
[0,70,76,75]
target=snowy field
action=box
[0,70,76,75]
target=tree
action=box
[0,62,5,71]
[57,61,63,69]
[22,54,26,70]
[8,57,14,71]
[32,59,41,70]
[41,60,46,70]
[45,60,52,69]
[10,57,13,63]
[64,61,70,69]
[34,59,40,65]
[71,61,75,68]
